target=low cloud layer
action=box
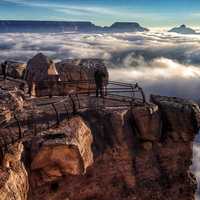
[0,30,200,198]
[0,31,200,100]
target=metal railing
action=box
[0,78,146,161]
[36,79,146,103]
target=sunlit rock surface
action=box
[56,58,109,91]
[0,88,24,124]
[0,142,29,200]
[0,61,26,79]
[24,53,58,96]
[29,96,200,200]
[30,117,93,184]
[0,77,199,200]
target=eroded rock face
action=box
[25,53,58,96]
[29,96,200,200]
[55,58,109,91]
[7,61,26,79]
[30,117,93,184]
[25,53,58,83]
[56,59,108,81]
[151,95,200,142]
[131,103,161,142]
[0,142,29,200]
[0,88,24,124]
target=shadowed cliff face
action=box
[27,95,200,200]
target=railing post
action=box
[14,113,22,139]
[51,103,60,126]
[88,80,91,96]
[139,87,146,103]
[130,84,135,99]
[69,94,77,115]
[64,103,70,120]
[75,94,81,109]
[31,112,37,136]
[0,137,5,162]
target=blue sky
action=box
[0,0,200,27]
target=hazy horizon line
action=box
[0,18,200,29]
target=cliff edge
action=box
[25,95,200,200]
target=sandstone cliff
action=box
[0,77,199,200]
[26,95,200,200]
[0,142,29,200]
[0,87,24,124]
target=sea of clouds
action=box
[0,30,199,100]
[0,30,200,197]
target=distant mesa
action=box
[104,22,149,32]
[0,20,148,33]
[169,24,196,34]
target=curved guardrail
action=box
[36,79,146,103]
[0,78,146,162]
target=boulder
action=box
[151,95,200,141]
[25,53,58,83]
[56,58,109,92]
[0,142,29,200]
[31,117,93,182]
[131,103,161,141]
[24,53,59,96]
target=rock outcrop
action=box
[24,54,109,97]
[28,96,200,200]
[0,142,29,200]
[30,117,93,184]
[55,58,109,92]
[56,59,108,82]
[0,88,24,124]
[25,53,59,96]
[0,61,26,79]
[7,61,26,79]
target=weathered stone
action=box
[0,88,24,123]
[151,95,200,142]
[131,103,161,141]
[30,96,199,200]
[142,141,153,151]
[24,53,59,96]
[56,58,109,82]
[0,142,29,200]
[55,58,109,92]
[6,61,26,79]
[31,117,93,182]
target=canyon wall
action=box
[26,95,200,200]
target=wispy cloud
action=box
[1,0,120,17]
[0,0,168,23]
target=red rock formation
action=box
[30,117,93,184]
[24,53,59,96]
[28,96,200,200]
[0,88,24,124]
[0,92,199,200]
[0,142,29,200]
